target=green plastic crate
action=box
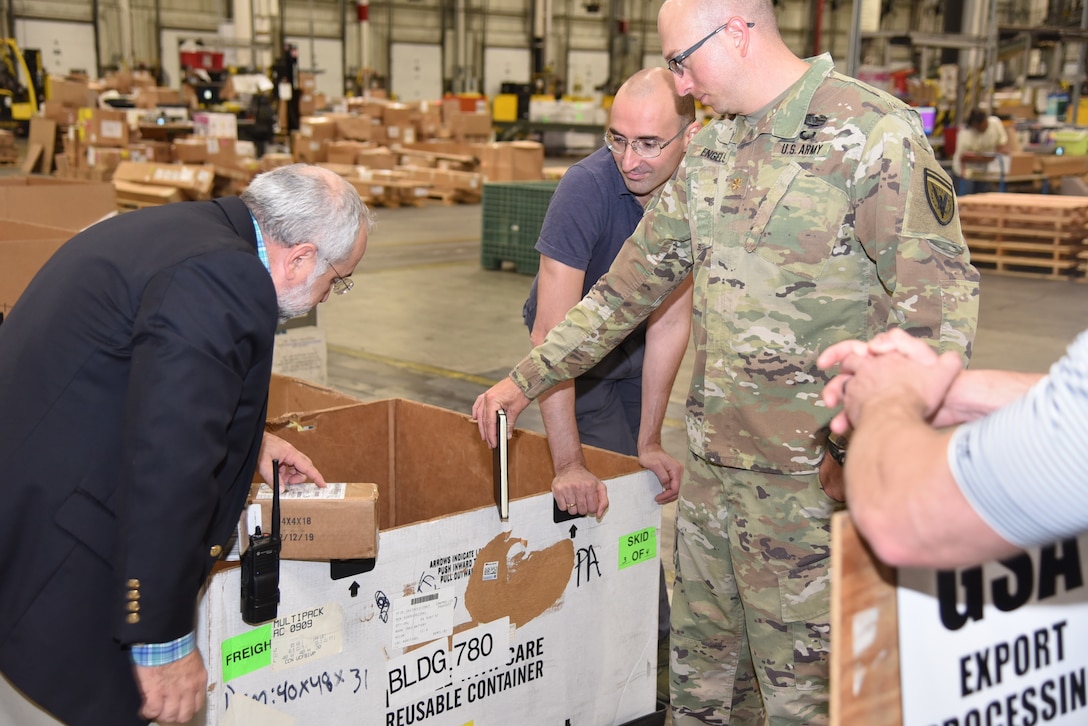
[480,180,560,275]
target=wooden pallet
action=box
[959,193,1088,279]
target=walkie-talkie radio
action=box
[241,459,282,625]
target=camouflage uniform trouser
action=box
[670,452,840,725]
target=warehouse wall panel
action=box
[390,42,442,101]
[14,18,97,76]
[12,0,93,23]
[483,46,530,99]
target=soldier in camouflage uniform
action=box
[473,0,980,722]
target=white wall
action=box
[390,43,443,101]
[483,47,531,99]
[566,48,607,96]
[15,18,97,77]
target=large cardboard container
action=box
[198,398,663,725]
[0,221,74,314]
[0,176,116,230]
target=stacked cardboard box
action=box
[112,161,216,208]
[339,167,434,208]
[43,75,97,128]
[402,139,545,182]
[0,130,16,165]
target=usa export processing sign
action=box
[897,534,1088,725]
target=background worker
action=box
[474,0,980,721]
[819,327,1088,569]
[523,66,697,700]
[0,164,372,726]
[952,107,1011,195]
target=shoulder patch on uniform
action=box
[923,168,955,226]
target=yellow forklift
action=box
[0,39,46,132]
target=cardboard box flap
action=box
[266,373,361,423]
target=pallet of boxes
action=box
[290,95,544,208]
[110,111,260,211]
[957,193,1088,280]
[195,374,667,725]
[292,100,441,208]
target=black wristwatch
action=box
[826,433,848,466]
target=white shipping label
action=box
[271,603,344,671]
[256,482,347,500]
[101,119,123,139]
[391,588,455,650]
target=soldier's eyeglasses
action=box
[666,21,754,77]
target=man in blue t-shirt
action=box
[522,67,698,697]
[523,67,698,517]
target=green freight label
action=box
[222,625,272,682]
[618,527,657,570]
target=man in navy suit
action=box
[0,163,372,725]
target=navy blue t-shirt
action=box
[522,146,647,378]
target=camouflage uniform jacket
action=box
[512,54,980,474]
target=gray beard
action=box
[277,281,314,324]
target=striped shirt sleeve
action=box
[948,329,1088,548]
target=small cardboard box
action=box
[333,114,372,141]
[356,147,396,169]
[242,482,379,560]
[299,116,338,142]
[291,133,328,164]
[1005,152,1036,176]
[192,111,238,139]
[326,140,371,165]
[382,102,413,127]
[85,108,129,147]
[451,111,493,139]
[86,145,127,175]
[136,86,183,109]
[1037,154,1088,177]
[112,161,216,200]
[49,75,96,108]
[41,99,79,126]
[113,179,186,206]
[127,141,173,163]
[474,140,544,181]
[172,138,209,163]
